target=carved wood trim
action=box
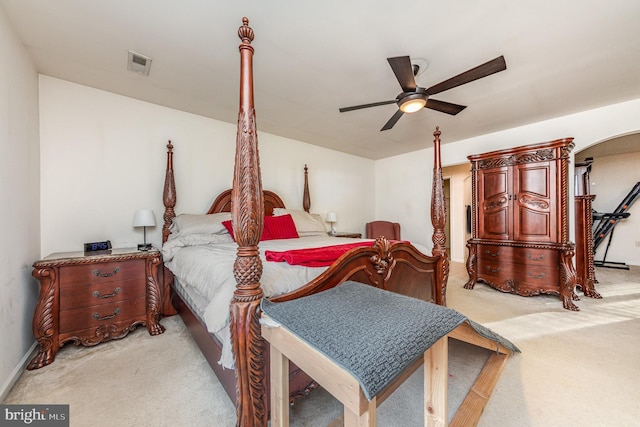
[28,267,59,370]
[207,189,285,216]
[145,254,165,335]
[63,322,146,347]
[32,251,161,268]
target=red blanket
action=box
[265,241,374,267]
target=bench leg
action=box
[424,336,448,427]
[270,344,290,427]
[343,396,376,427]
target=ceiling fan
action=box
[339,55,506,131]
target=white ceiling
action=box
[2,1,639,160]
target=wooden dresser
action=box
[464,138,580,310]
[28,248,167,369]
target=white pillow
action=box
[272,208,327,236]
[170,212,232,236]
[163,232,234,261]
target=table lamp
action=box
[133,209,156,251]
[326,212,337,235]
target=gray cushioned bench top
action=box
[261,280,519,400]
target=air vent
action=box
[127,51,152,76]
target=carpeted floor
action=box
[4,262,640,426]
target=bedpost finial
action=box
[167,140,173,152]
[433,126,441,139]
[238,17,254,43]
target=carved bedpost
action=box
[230,17,267,426]
[161,141,179,316]
[303,164,311,212]
[162,140,176,244]
[430,127,449,305]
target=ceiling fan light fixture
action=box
[398,94,427,113]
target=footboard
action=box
[270,237,448,306]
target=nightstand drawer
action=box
[59,296,146,334]
[59,277,146,310]
[60,259,146,287]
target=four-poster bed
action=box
[161,18,452,426]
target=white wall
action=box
[375,98,640,266]
[589,151,640,266]
[38,76,374,256]
[0,8,40,398]
[442,164,472,263]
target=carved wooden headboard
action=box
[161,147,312,244]
[207,189,286,215]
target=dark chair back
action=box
[365,221,401,240]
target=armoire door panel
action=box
[478,167,512,240]
[484,209,511,238]
[517,208,551,240]
[517,166,550,198]
[482,169,510,199]
[513,162,556,242]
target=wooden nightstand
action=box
[28,248,167,370]
[330,232,362,238]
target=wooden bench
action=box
[260,281,519,427]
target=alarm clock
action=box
[84,240,112,254]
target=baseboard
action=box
[0,341,38,401]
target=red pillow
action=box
[264,214,299,240]
[222,219,272,242]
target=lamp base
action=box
[138,243,153,251]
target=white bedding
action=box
[164,234,373,367]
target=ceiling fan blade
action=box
[426,55,506,95]
[387,56,417,92]
[339,99,397,113]
[381,109,404,131]
[425,99,467,115]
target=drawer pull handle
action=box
[527,254,544,261]
[92,267,120,278]
[93,308,120,321]
[486,250,500,257]
[487,266,501,273]
[527,272,545,279]
[92,287,121,299]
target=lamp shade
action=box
[132,210,156,227]
[325,212,337,223]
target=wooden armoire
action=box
[464,138,580,310]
